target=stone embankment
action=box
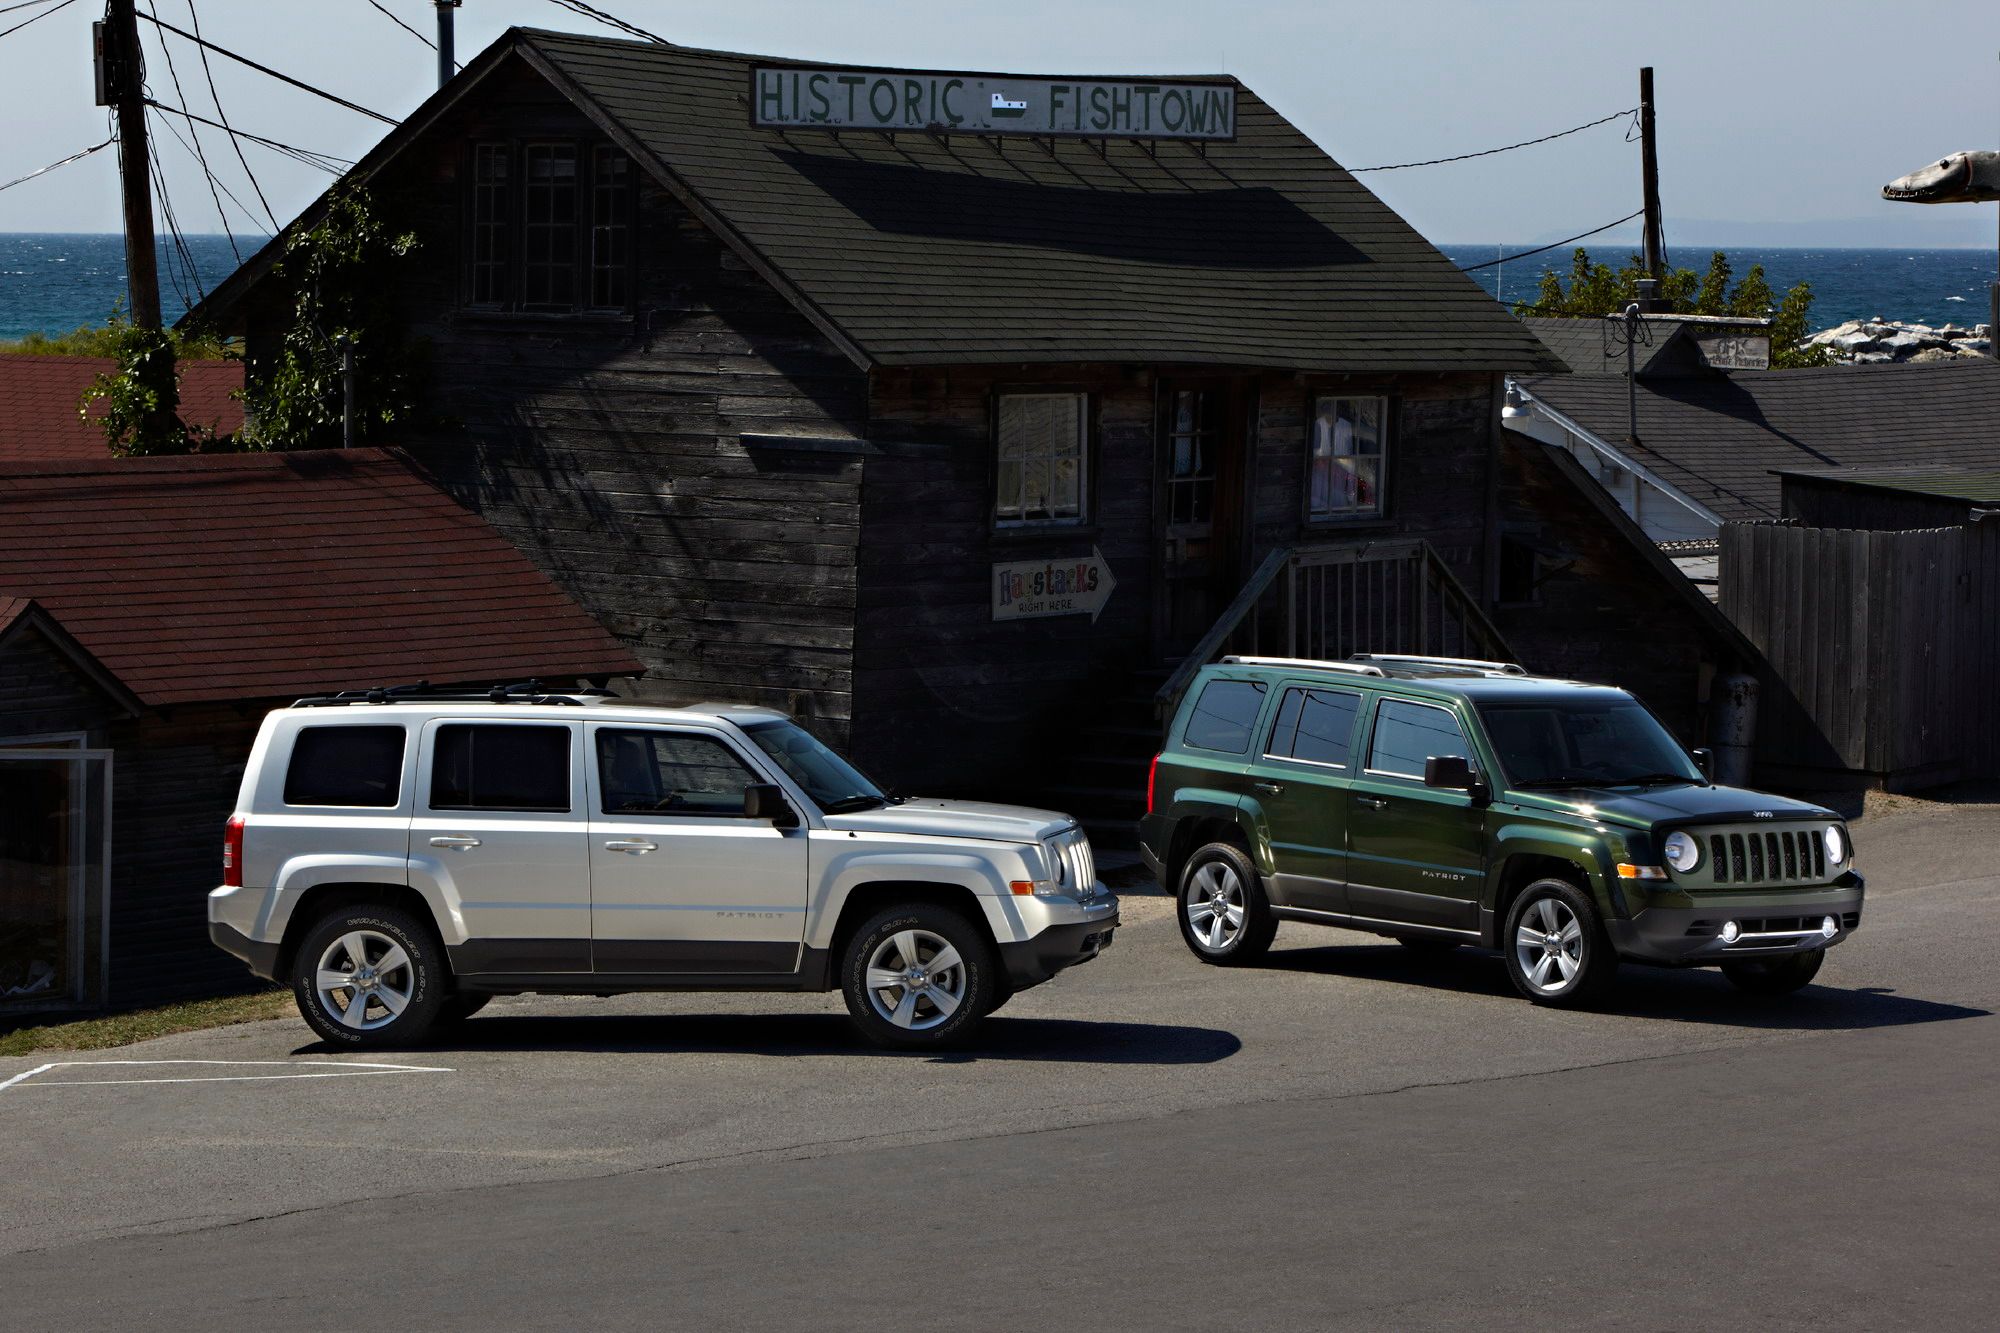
[1806,319,1992,363]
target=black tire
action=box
[1502,878,1619,1007]
[1395,936,1463,955]
[435,991,493,1025]
[1722,949,1824,996]
[840,904,998,1051]
[1177,841,1278,966]
[289,903,446,1048]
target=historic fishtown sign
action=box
[992,549,1118,623]
[752,68,1236,140]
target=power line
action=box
[187,0,278,231]
[1350,107,1638,173]
[0,0,65,16]
[144,100,353,173]
[150,97,263,236]
[142,0,238,261]
[0,138,113,194]
[545,0,667,44]
[136,10,397,124]
[1457,209,1647,273]
[0,0,76,40]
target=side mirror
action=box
[744,783,799,829]
[1424,755,1482,796]
[1690,747,1714,779]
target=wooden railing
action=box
[1154,538,1517,717]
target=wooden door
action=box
[1157,379,1250,655]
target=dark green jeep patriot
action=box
[1138,655,1862,1006]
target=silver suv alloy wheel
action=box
[1513,896,1584,994]
[864,929,966,1031]
[315,929,415,1031]
[1185,861,1246,951]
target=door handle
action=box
[429,835,482,850]
[603,839,658,854]
[1354,796,1388,810]
[1253,781,1286,795]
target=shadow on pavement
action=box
[295,1012,1241,1065]
[1261,942,1990,1030]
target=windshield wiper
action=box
[1513,776,1603,789]
[1609,773,1700,787]
[820,794,891,813]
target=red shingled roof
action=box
[0,449,642,706]
[0,354,245,463]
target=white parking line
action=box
[0,1059,453,1095]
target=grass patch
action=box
[0,989,291,1057]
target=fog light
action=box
[1720,920,1741,944]
[1820,915,1838,939]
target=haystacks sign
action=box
[752,67,1236,140]
[992,549,1118,623]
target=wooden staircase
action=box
[1039,668,1168,854]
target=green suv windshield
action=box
[740,719,893,812]
[1478,699,1702,790]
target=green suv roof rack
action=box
[1347,654,1528,677]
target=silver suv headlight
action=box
[1824,825,1848,868]
[1662,830,1701,873]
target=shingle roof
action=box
[1516,358,2000,522]
[1773,465,2000,504]
[192,28,1560,376]
[0,449,642,706]
[0,354,244,462]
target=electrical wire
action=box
[364,0,457,70]
[544,0,667,44]
[187,0,278,231]
[0,0,65,16]
[150,95,263,236]
[0,0,76,40]
[146,122,204,308]
[0,139,113,194]
[135,10,397,124]
[1350,107,1637,173]
[1457,209,1646,273]
[142,0,238,261]
[144,100,353,173]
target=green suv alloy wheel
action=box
[1177,842,1278,965]
[1502,879,1618,1007]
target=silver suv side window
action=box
[1366,700,1473,781]
[597,729,759,817]
[1266,688,1360,768]
[429,724,571,812]
[1183,679,1267,754]
[284,725,406,807]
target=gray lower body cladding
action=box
[1605,881,1865,966]
[997,916,1120,989]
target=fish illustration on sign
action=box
[989,92,1028,119]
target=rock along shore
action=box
[1807,318,1992,364]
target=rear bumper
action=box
[209,919,282,981]
[1606,878,1864,966]
[997,908,1120,989]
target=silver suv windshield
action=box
[740,719,892,812]
[1478,699,1704,789]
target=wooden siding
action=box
[1721,522,1988,788]
[251,67,874,743]
[0,625,126,738]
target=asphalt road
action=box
[3,796,1997,1330]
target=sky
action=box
[3,0,2000,248]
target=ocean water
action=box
[1444,243,2000,331]
[0,233,264,341]
[2,232,1996,342]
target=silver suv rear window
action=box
[284,726,406,807]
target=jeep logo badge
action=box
[1753,811,1774,819]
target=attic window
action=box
[465,141,633,314]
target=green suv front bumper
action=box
[1605,875,1864,966]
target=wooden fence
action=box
[1720,520,2000,788]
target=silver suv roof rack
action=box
[1220,656,1387,678]
[1347,654,1527,677]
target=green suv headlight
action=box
[1824,825,1848,868]
[1663,831,1701,874]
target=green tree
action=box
[71,311,236,456]
[242,186,424,449]
[1518,247,1827,368]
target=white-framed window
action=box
[995,392,1088,526]
[1307,395,1388,521]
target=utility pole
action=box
[436,1,460,89]
[1638,66,1666,312]
[96,0,162,329]
[337,335,355,448]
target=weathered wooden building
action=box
[0,451,637,1011]
[190,27,1579,838]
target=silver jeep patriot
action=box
[209,686,1116,1050]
